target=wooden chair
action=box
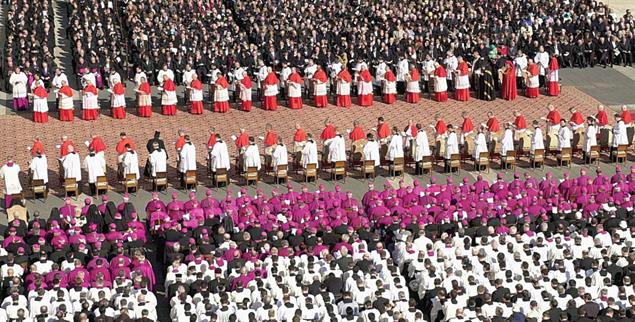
[245,167,259,185]
[96,176,109,195]
[30,179,47,199]
[332,161,346,181]
[557,147,573,167]
[362,160,376,179]
[214,168,229,187]
[530,149,545,169]
[304,163,317,182]
[274,165,288,184]
[587,145,601,165]
[152,172,168,191]
[612,144,628,163]
[389,157,405,177]
[63,178,78,197]
[475,152,490,173]
[416,156,433,175]
[123,173,138,193]
[501,151,517,170]
[447,154,461,173]
[184,170,197,189]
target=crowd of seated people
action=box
[0,194,158,321]
[2,166,635,320]
[66,0,128,89]
[145,166,635,321]
[3,0,56,91]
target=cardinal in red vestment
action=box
[294,125,307,144]
[31,138,45,156]
[596,105,609,126]
[546,105,561,126]
[240,75,252,111]
[405,67,421,103]
[59,85,75,121]
[214,75,230,113]
[621,106,632,125]
[32,84,49,123]
[433,64,448,102]
[313,68,329,107]
[513,111,527,131]
[382,69,397,104]
[111,81,126,119]
[263,71,279,111]
[190,77,204,114]
[137,80,152,117]
[525,62,540,98]
[435,116,448,136]
[336,69,352,107]
[60,138,76,157]
[161,78,177,115]
[570,108,585,130]
[321,121,336,141]
[357,67,374,106]
[376,117,391,141]
[287,70,303,109]
[501,61,517,101]
[461,113,474,136]
[486,113,501,133]
[235,129,250,151]
[454,60,470,101]
[349,121,365,142]
[547,57,560,96]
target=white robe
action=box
[531,128,545,152]
[514,56,528,77]
[382,80,397,95]
[108,72,122,87]
[444,56,458,80]
[83,155,105,183]
[214,86,229,102]
[328,136,347,163]
[190,88,203,102]
[414,131,431,161]
[62,152,82,182]
[243,144,261,171]
[33,96,49,112]
[30,155,49,184]
[179,143,197,173]
[122,151,140,180]
[314,81,327,96]
[500,129,515,156]
[0,164,22,194]
[473,133,488,160]
[161,88,178,105]
[148,149,167,177]
[336,79,351,95]
[52,74,69,93]
[363,140,380,166]
[585,125,598,153]
[210,141,231,172]
[9,72,28,98]
[239,83,252,102]
[558,127,572,150]
[357,78,373,95]
[397,59,409,82]
[434,76,448,93]
[386,135,404,161]
[534,52,550,75]
[613,120,629,147]
[272,144,288,167]
[444,132,459,159]
[182,70,196,86]
[302,141,318,168]
[59,91,74,110]
[287,81,302,98]
[83,92,99,109]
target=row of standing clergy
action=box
[24,63,435,123]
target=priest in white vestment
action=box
[302,136,319,169]
[61,146,82,188]
[363,134,381,167]
[327,133,347,163]
[179,137,197,184]
[29,152,49,185]
[122,146,140,180]
[243,137,262,171]
[210,135,231,173]
[500,123,515,156]
[271,140,288,168]
[148,143,168,178]
[83,150,106,195]
[386,129,404,162]
[1,159,22,205]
